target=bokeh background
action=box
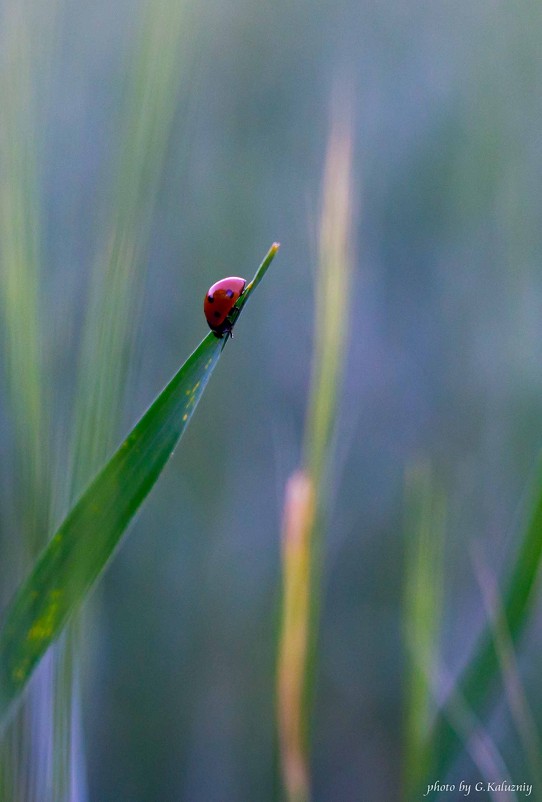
[1,1,542,800]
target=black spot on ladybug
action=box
[213,311,221,319]
[207,295,214,303]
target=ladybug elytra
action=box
[204,276,247,337]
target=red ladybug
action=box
[204,276,247,337]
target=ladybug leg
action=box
[223,320,234,340]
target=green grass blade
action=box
[0,243,279,728]
[429,462,542,782]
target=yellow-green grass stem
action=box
[277,110,354,802]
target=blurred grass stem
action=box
[0,2,59,799]
[56,2,191,797]
[277,107,354,802]
[402,462,445,800]
[277,471,314,802]
[471,546,542,796]
[432,458,542,779]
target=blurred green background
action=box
[1,0,542,800]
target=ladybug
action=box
[204,276,247,337]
